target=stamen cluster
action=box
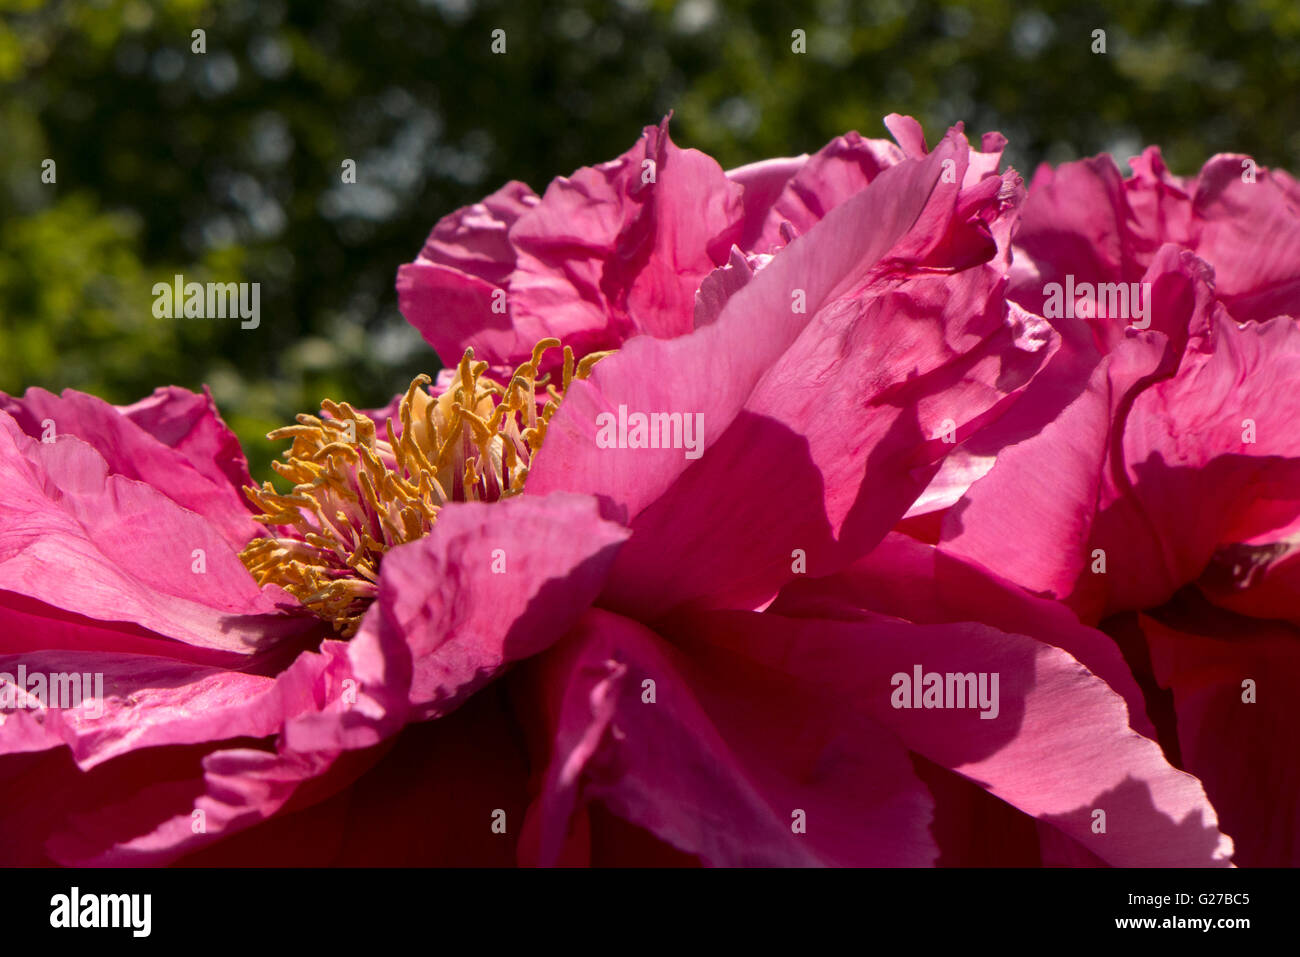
[239,339,610,635]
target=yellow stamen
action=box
[238,342,611,636]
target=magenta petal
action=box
[1013,166,1210,355]
[397,180,541,371]
[344,492,629,724]
[1013,154,1146,310]
[884,113,928,157]
[0,640,346,771]
[911,755,1055,866]
[691,243,765,328]
[533,129,1043,616]
[939,336,1158,609]
[416,179,538,282]
[745,119,1009,256]
[1187,155,1300,322]
[771,531,1158,740]
[115,384,255,504]
[904,301,1073,520]
[690,609,1234,867]
[942,246,1218,619]
[1143,601,1300,866]
[2,386,259,549]
[36,641,364,865]
[0,412,297,652]
[399,121,746,372]
[78,679,531,867]
[1199,547,1300,624]
[2,741,222,865]
[1124,146,1194,259]
[0,591,245,665]
[725,153,808,250]
[187,685,531,866]
[506,116,745,352]
[45,743,353,865]
[524,607,938,866]
[1088,311,1300,621]
[106,494,630,861]
[748,130,904,253]
[1015,144,1300,331]
[2,638,358,865]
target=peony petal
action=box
[688,609,1234,867]
[724,153,808,251]
[2,386,259,550]
[521,607,938,866]
[748,129,904,253]
[1142,594,1300,865]
[172,684,530,866]
[1187,154,1300,323]
[0,411,303,652]
[396,181,541,371]
[1094,311,1300,617]
[532,129,1041,616]
[506,116,745,354]
[1013,154,1149,314]
[941,246,1218,621]
[416,179,538,282]
[338,492,629,726]
[0,639,345,771]
[0,740,224,865]
[770,531,1157,739]
[44,743,358,865]
[115,384,256,510]
[0,590,246,665]
[1014,145,1300,331]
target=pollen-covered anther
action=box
[238,340,611,636]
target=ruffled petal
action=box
[771,531,1157,739]
[331,492,629,731]
[2,386,258,550]
[1187,155,1300,322]
[1143,593,1300,865]
[688,608,1234,867]
[532,128,1043,616]
[0,411,303,653]
[396,181,541,371]
[520,608,938,866]
[941,246,1218,621]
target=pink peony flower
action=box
[208,116,1224,866]
[74,116,1066,866]
[2,118,1257,868]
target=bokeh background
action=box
[3,0,1298,476]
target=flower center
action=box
[239,339,610,636]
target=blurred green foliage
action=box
[2,0,1297,477]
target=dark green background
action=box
[3,0,1297,476]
